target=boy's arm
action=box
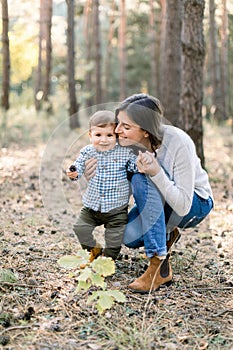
[66,146,90,181]
[126,150,138,173]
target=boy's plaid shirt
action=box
[74,144,138,213]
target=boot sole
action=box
[128,279,172,294]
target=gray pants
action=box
[73,204,128,260]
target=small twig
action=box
[0,324,39,336]
[212,308,233,317]
[0,281,45,288]
[31,257,57,262]
[127,293,146,302]
[177,286,233,292]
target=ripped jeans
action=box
[123,173,213,258]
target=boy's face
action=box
[89,124,116,152]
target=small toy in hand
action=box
[69,165,77,172]
[68,165,78,181]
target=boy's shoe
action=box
[79,243,103,268]
[103,247,121,261]
[89,243,103,262]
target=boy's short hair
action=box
[89,110,116,129]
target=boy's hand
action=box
[137,151,160,176]
[66,165,78,179]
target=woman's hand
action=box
[84,157,98,180]
[137,150,160,176]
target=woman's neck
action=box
[133,139,153,153]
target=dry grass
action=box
[0,117,232,349]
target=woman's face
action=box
[115,110,151,149]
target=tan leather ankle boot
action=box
[166,227,181,251]
[128,254,172,293]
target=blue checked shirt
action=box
[73,144,138,213]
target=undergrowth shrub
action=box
[58,249,126,314]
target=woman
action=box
[86,93,214,293]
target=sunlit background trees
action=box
[1,0,232,163]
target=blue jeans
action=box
[123,173,213,258]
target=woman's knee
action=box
[123,236,144,249]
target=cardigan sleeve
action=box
[150,140,196,216]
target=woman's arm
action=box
[84,157,98,180]
[137,147,196,217]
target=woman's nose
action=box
[115,124,121,133]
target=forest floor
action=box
[0,119,233,350]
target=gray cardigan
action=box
[150,125,213,216]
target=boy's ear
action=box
[144,130,150,138]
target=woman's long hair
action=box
[115,93,164,152]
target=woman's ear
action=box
[144,130,150,138]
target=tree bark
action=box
[160,0,182,125]
[103,1,115,102]
[220,0,228,119]
[149,0,157,95]
[180,0,205,167]
[93,0,102,105]
[159,0,166,98]
[66,0,80,128]
[84,0,94,107]
[35,0,53,112]
[209,0,225,121]
[119,0,127,101]
[1,0,10,110]
[43,0,53,107]
[35,0,43,111]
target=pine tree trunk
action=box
[35,0,46,111]
[43,0,53,109]
[119,0,127,101]
[84,0,94,108]
[103,1,115,102]
[1,0,10,110]
[209,0,225,121]
[220,0,228,118]
[149,0,157,95]
[159,0,166,98]
[160,0,182,125]
[93,0,102,105]
[180,0,205,167]
[66,0,80,129]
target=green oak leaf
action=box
[76,280,91,292]
[57,250,90,269]
[88,291,114,314]
[92,257,115,277]
[108,290,126,303]
[77,267,93,281]
[98,292,114,310]
[90,273,106,288]
[87,291,102,303]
